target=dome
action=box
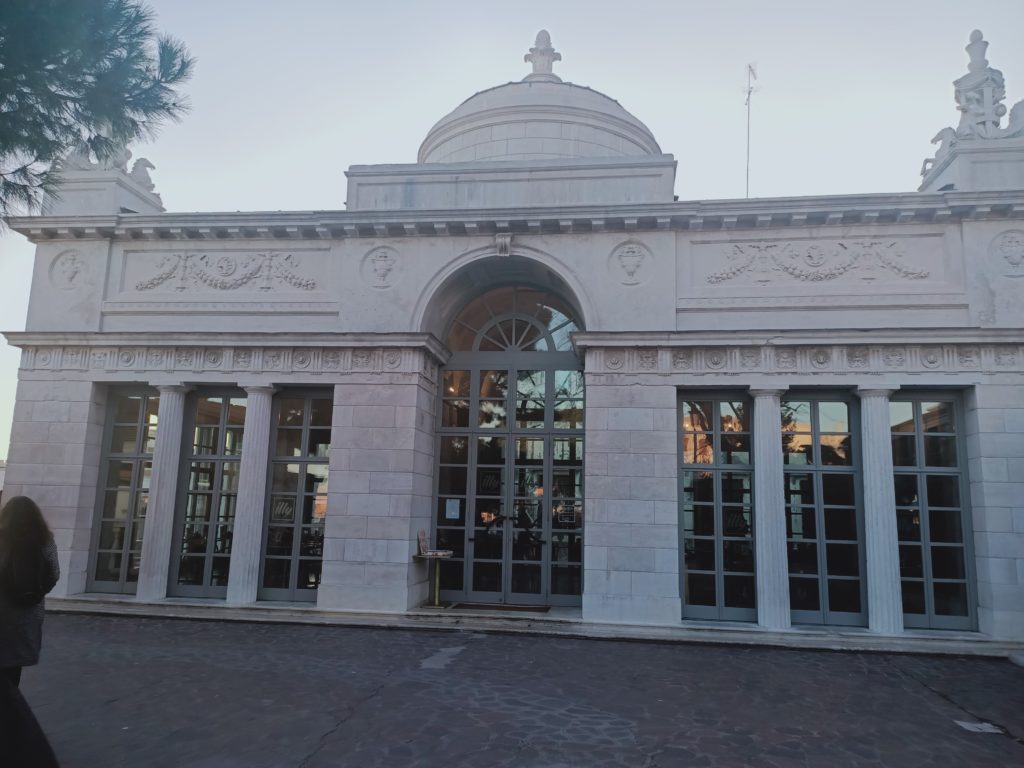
[418,31,661,164]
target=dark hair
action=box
[0,496,53,550]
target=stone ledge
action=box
[45,596,1024,658]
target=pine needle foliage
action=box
[0,0,194,216]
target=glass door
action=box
[435,287,584,607]
[88,389,159,593]
[168,391,247,598]
[782,396,866,626]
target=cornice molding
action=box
[8,190,1024,242]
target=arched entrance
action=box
[434,286,584,606]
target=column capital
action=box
[748,387,786,399]
[152,383,192,395]
[856,387,897,399]
[240,383,278,396]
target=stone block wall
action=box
[320,366,437,612]
[965,378,1024,640]
[583,375,680,624]
[4,375,106,596]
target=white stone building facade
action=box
[5,31,1024,641]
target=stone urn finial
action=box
[524,30,562,82]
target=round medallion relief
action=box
[991,230,1024,276]
[607,241,653,286]
[49,251,87,290]
[360,246,401,289]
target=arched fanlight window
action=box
[446,287,581,352]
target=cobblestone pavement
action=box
[17,614,1024,767]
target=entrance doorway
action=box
[435,287,584,606]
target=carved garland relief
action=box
[706,240,930,285]
[134,251,318,292]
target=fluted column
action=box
[226,385,276,605]
[136,384,189,602]
[750,389,790,630]
[857,388,904,634]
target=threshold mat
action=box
[448,603,551,614]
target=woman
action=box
[0,496,60,687]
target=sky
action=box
[0,0,1023,459]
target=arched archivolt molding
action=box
[413,243,598,342]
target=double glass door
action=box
[436,359,584,606]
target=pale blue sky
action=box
[1,0,1023,459]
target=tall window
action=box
[170,393,246,597]
[679,396,756,621]
[891,396,973,629]
[260,393,331,600]
[782,396,865,626]
[90,390,159,593]
[436,286,584,606]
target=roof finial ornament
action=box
[523,30,562,83]
[966,29,989,73]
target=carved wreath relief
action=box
[706,241,930,284]
[609,241,652,286]
[135,252,317,292]
[990,230,1024,277]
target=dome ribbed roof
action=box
[418,32,661,164]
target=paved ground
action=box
[16,614,1024,767]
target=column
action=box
[226,385,275,605]
[750,389,790,630]
[857,388,904,634]
[136,384,188,602]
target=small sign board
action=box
[445,499,461,520]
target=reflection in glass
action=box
[924,436,957,467]
[782,433,812,465]
[891,435,916,466]
[440,436,469,464]
[819,434,851,466]
[790,577,819,610]
[781,401,811,432]
[818,402,850,433]
[921,401,955,433]
[681,401,713,433]
[475,436,503,464]
[889,401,914,432]
[720,401,748,432]
[926,475,960,508]
[827,579,861,613]
[682,433,714,464]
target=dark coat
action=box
[0,540,60,668]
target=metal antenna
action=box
[745,63,758,198]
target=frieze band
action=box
[19,345,439,378]
[590,343,1022,375]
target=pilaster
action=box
[857,388,904,634]
[318,364,437,612]
[226,386,275,605]
[750,389,791,630]
[136,384,188,602]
